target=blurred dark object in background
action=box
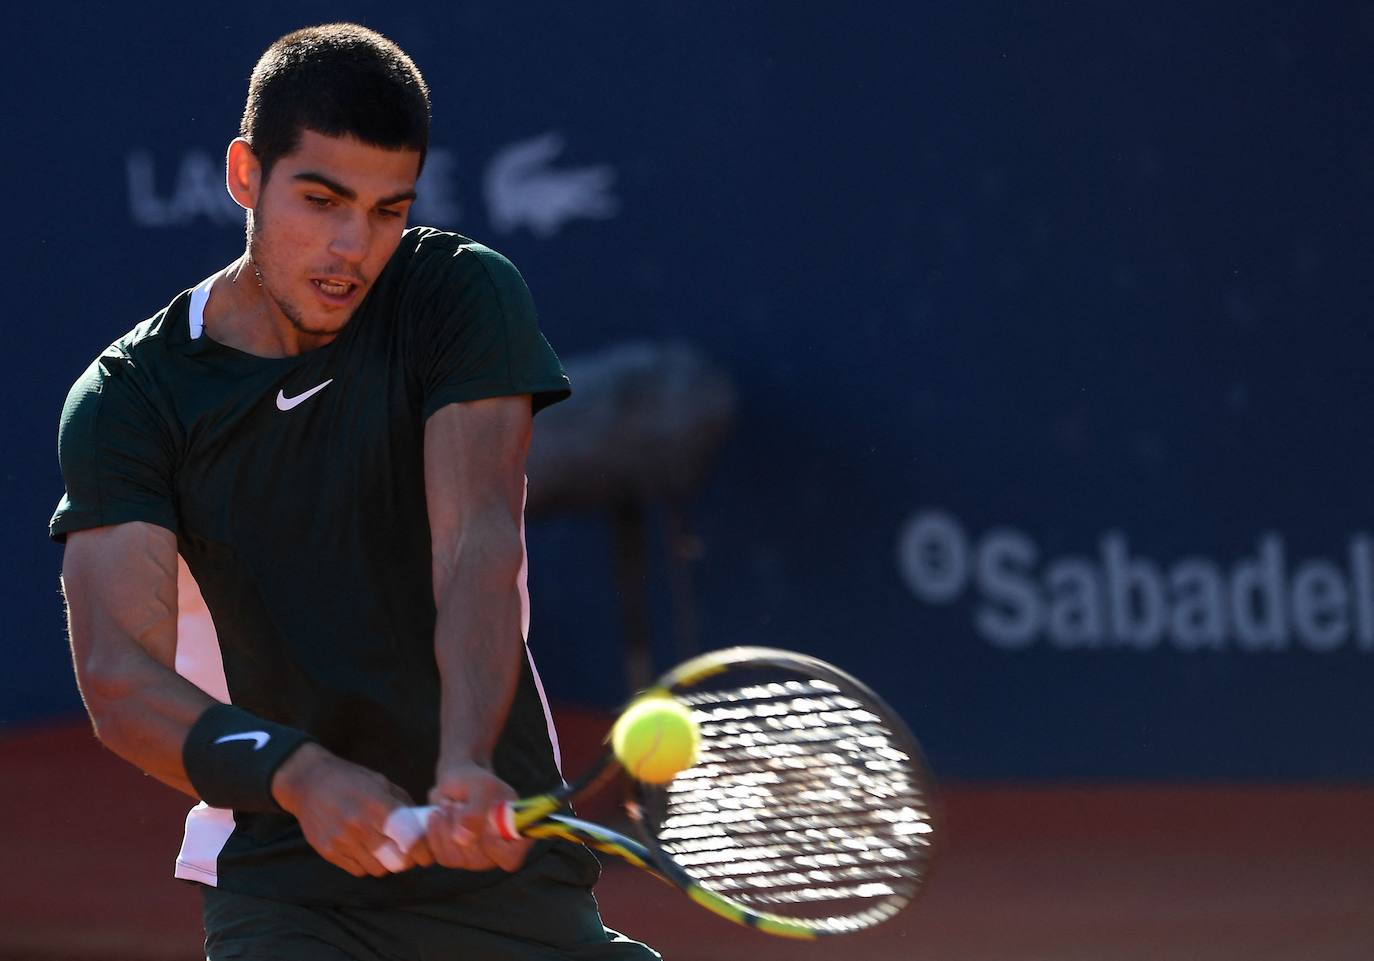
[526,341,736,515]
[526,341,737,687]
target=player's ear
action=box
[225,138,262,210]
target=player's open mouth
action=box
[311,278,361,305]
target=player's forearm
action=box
[63,526,212,799]
[76,637,214,798]
[432,515,526,768]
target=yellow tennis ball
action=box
[611,695,700,784]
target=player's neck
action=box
[201,256,338,358]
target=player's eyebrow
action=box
[292,171,416,207]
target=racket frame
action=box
[495,646,937,940]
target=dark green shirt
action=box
[50,227,594,905]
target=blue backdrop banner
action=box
[6,3,1372,779]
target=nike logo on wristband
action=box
[214,731,271,751]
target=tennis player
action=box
[50,23,658,961]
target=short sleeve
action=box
[49,351,179,543]
[416,244,572,419]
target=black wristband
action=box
[182,704,316,812]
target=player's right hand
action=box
[271,742,435,877]
[426,760,533,873]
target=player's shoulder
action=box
[391,225,530,300]
[67,288,192,395]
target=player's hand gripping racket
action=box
[379,646,937,939]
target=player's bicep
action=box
[63,521,180,700]
[423,396,533,571]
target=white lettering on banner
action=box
[896,508,1374,654]
[127,150,241,227]
[484,132,619,238]
[896,510,968,602]
[126,139,619,236]
[976,528,1040,650]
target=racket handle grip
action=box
[377,805,435,869]
[490,800,519,841]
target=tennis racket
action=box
[379,646,937,940]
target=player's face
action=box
[248,130,420,340]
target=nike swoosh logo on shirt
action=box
[276,379,334,411]
[214,731,271,751]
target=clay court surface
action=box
[3,711,1371,961]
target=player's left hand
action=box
[426,760,533,873]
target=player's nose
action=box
[328,212,370,265]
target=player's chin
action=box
[290,314,353,339]
[292,295,359,334]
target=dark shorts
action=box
[201,855,661,961]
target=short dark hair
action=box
[240,23,431,181]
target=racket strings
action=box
[658,810,928,853]
[644,675,934,928]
